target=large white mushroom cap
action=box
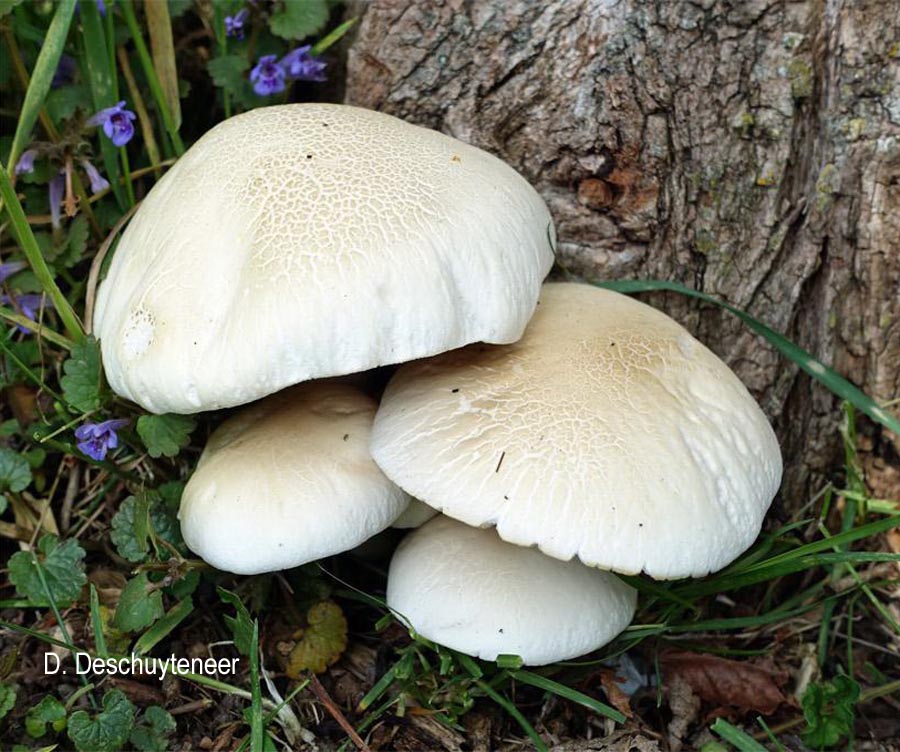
[94,104,554,414]
[179,381,410,574]
[372,282,783,579]
[387,516,637,665]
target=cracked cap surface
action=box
[371,282,783,579]
[95,104,554,413]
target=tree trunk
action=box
[343,0,900,508]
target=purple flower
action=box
[81,160,110,194]
[52,54,78,88]
[49,173,65,229]
[87,101,137,147]
[250,55,286,96]
[14,149,37,176]
[0,261,26,285]
[280,45,327,82]
[225,8,249,39]
[0,293,50,333]
[74,419,129,461]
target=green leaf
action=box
[801,675,860,748]
[25,694,67,738]
[0,0,24,18]
[110,491,185,563]
[44,84,93,123]
[284,600,348,677]
[60,337,103,413]
[0,683,16,723]
[136,413,196,458]
[158,480,184,510]
[206,54,258,108]
[129,705,176,752]
[218,587,253,656]
[0,447,32,492]
[114,573,164,633]
[268,0,329,40]
[67,689,135,752]
[168,0,193,18]
[9,535,87,607]
[61,214,90,268]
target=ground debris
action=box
[549,730,661,751]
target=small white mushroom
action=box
[387,516,637,665]
[179,381,410,574]
[94,103,555,414]
[372,282,783,579]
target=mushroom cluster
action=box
[96,104,782,666]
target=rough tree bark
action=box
[344,0,900,507]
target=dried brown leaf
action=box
[661,650,786,715]
[597,667,634,719]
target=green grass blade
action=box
[476,679,547,752]
[144,0,181,130]
[0,306,73,349]
[0,168,85,342]
[133,597,194,656]
[511,669,626,723]
[5,0,76,174]
[78,0,126,209]
[89,584,108,659]
[119,0,185,156]
[456,652,484,679]
[311,17,358,56]
[683,552,898,597]
[710,718,769,751]
[749,514,899,570]
[249,619,264,752]
[357,663,397,712]
[593,279,900,436]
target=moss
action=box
[694,229,717,256]
[815,163,840,211]
[788,59,814,99]
[845,118,865,141]
[733,111,755,138]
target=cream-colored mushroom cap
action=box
[387,516,637,665]
[94,103,555,414]
[371,282,783,579]
[179,381,410,575]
